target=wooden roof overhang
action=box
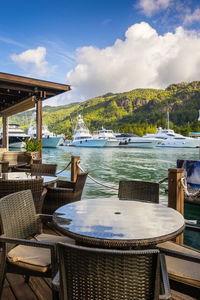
[0,72,71,116]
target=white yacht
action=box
[121,136,161,148]
[0,124,28,148]
[28,124,63,148]
[93,127,119,147]
[72,115,107,147]
[144,127,200,148]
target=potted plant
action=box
[25,138,42,160]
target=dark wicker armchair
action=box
[43,172,88,214]
[31,163,57,176]
[0,161,9,172]
[0,190,75,300]
[118,180,160,203]
[56,242,171,300]
[0,178,46,213]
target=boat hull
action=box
[121,138,160,148]
[157,140,200,148]
[42,137,63,148]
[105,140,119,147]
[72,139,107,147]
[0,136,27,149]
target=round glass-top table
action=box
[53,198,185,248]
[0,172,58,187]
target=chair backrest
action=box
[118,180,159,203]
[73,172,88,199]
[31,163,57,176]
[0,178,44,213]
[57,242,160,300]
[0,190,39,252]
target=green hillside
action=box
[8,81,200,137]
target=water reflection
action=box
[54,200,184,242]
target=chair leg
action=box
[0,256,7,299]
[52,289,60,300]
[24,275,30,283]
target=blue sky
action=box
[1,0,200,105]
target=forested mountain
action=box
[8,81,200,137]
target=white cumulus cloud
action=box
[11,46,49,76]
[137,0,171,17]
[63,22,200,104]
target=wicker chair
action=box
[30,163,57,176]
[0,161,9,172]
[43,172,88,214]
[158,241,200,298]
[0,190,75,300]
[118,180,159,203]
[0,178,46,213]
[56,242,171,300]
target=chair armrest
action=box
[57,180,75,189]
[159,254,171,300]
[47,186,74,193]
[0,234,56,249]
[38,213,53,223]
[158,246,200,264]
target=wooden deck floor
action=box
[1,225,198,300]
[2,274,198,300]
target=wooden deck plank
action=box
[29,277,52,300]
[6,274,37,300]
[1,279,16,300]
[171,290,198,300]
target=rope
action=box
[77,161,119,191]
[158,177,168,184]
[180,177,200,198]
[56,161,71,175]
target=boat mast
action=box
[167,110,170,130]
[198,110,200,122]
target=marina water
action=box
[43,146,200,249]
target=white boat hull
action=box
[9,141,26,148]
[72,139,107,147]
[122,137,160,148]
[105,140,119,147]
[157,139,200,148]
[42,137,63,148]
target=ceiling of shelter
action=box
[0,72,70,115]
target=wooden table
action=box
[53,198,185,248]
[0,172,58,187]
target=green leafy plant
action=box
[25,138,42,152]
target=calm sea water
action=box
[42,145,200,249]
[43,146,199,201]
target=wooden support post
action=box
[36,99,42,161]
[2,115,8,150]
[71,156,80,182]
[168,168,184,245]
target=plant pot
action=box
[25,151,41,163]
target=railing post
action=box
[71,156,80,182]
[168,168,184,245]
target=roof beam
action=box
[0,97,35,116]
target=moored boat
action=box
[93,127,119,147]
[28,124,63,148]
[72,115,107,147]
[0,124,28,148]
[121,136,161,148]
[144,127,200,148]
